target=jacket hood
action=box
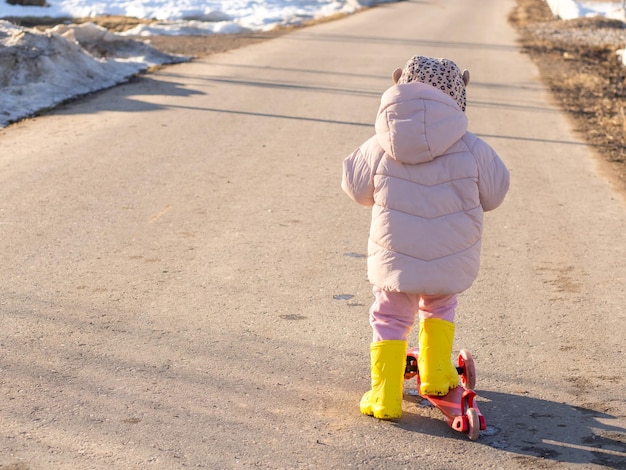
[375,83,468,164]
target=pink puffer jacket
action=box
[342,82,509,295]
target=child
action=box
[341,56,510,420]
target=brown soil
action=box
[7,14,289,57]
[509,0,626,191]
[140,31,287,58]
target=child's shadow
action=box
[398,389,626,469]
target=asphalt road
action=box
[1,0,626,468]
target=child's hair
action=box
[397,56,468,112]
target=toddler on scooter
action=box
[341,55,510,419]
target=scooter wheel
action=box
[466,407,480,441]
[458,349,476,390]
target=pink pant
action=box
[369,287,457,342]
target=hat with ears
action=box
[393,56,470,112]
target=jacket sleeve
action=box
[341,136,381,207]
[472,138,510,212]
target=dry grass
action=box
[510,0,626,190]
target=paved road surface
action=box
[1,0,625,468]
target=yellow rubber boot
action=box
[360,340,407,419]
[418,319,459,396]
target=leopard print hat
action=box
[397,56,467,112]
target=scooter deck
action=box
[421,386,486,437]
[405,347,486,440]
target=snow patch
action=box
[0,20,187,127]
[546,0,626,21]
[545,0,581,20]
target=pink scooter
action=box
[404,347,487,440]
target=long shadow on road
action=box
[284,32,519,52]
[399,389,626,469]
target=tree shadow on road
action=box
[47,74,205,118]
[286,31,519,52]
[45,70,376,128]
[398,389,626,469]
